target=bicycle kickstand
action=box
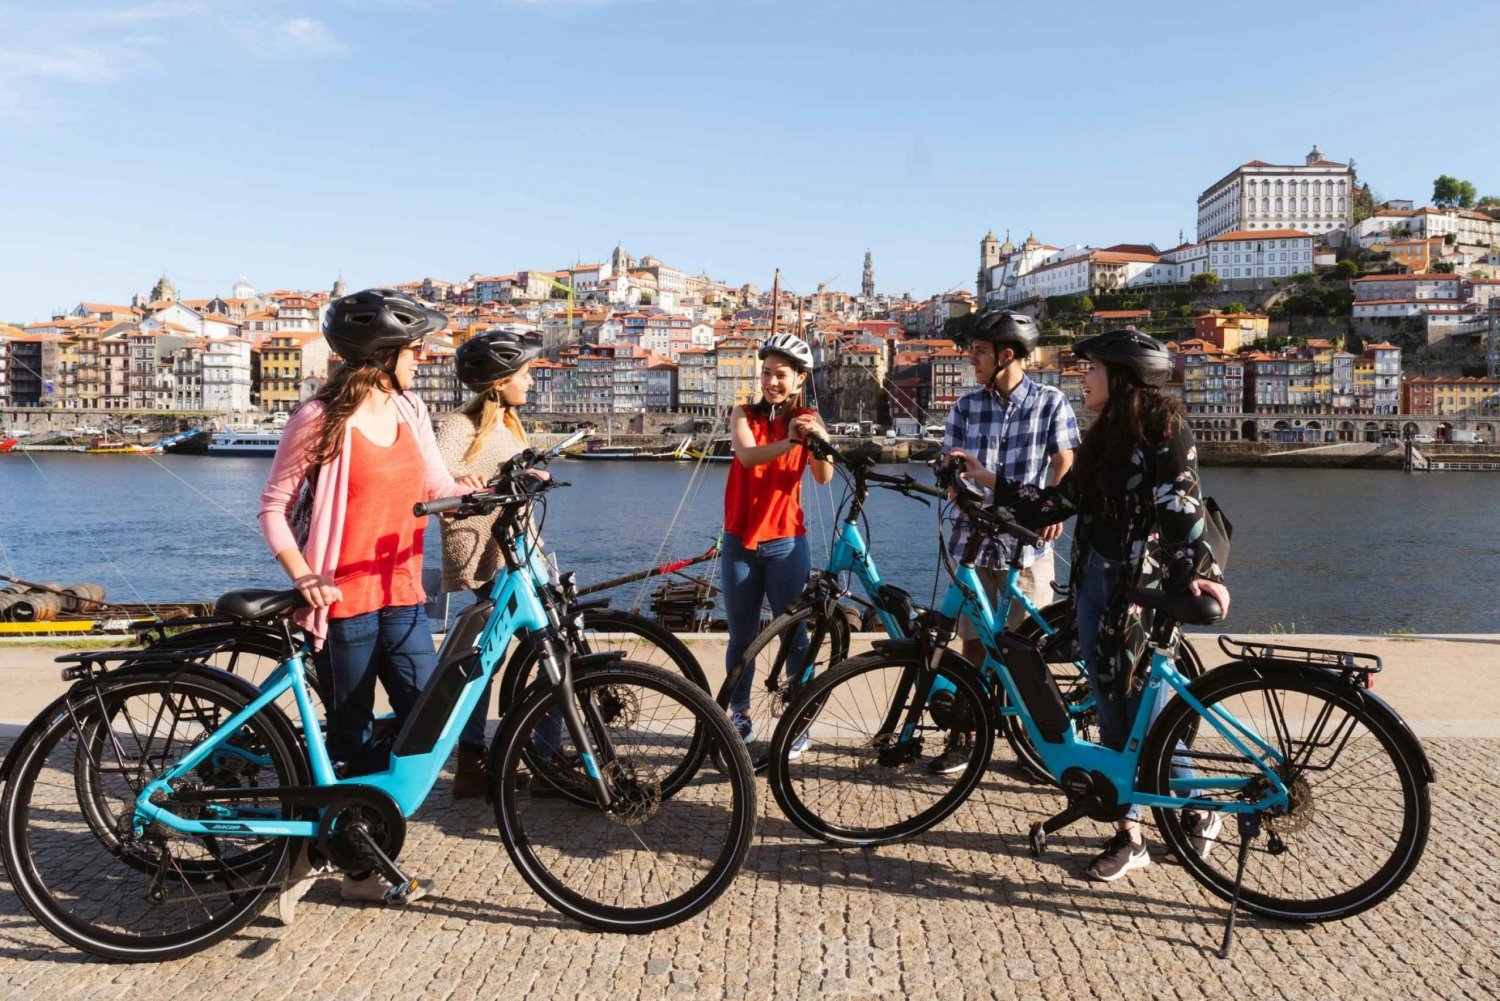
[1028,802,1088,856]
[1218,812,1262,959]
[346,821,423,905]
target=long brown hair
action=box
[459,376,530,465]
[300,349,401,467]
[1073,364,1185,519]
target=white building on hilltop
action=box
[1207,230,1315,288]
[1198,146,1354,243]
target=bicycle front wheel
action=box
[0,667,304,961]
[1140,664,1431,923]
[492,661,756,933]
[768,651,994,847]
[716,605,849,772]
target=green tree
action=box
[1333,259,1359,280]
[1078,294,1095,314]
[1224,301,1246,314]
[1191,271,1220,292]
[1430,261,1456,274]
[1433,175,1478,209]
[638,292,654,305]
[549,286,569,300]
[1478,194,1500,208]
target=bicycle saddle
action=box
[216,588,308,620]
[1126,587,1222,625]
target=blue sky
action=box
[3,0,1498,321]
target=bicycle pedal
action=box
[382,878,423,905]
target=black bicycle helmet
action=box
[968,309,1039,358]
[456,329,543,391]
[1072,328,1172,388]
[322,288,447,364]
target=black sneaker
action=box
[1087,829,1151,882]
[927,731,973,775]
[1182,809,1224,860]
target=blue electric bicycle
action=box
[719,439,1202,775]
[768,460,1430,954]
[0,429,756,961]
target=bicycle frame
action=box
[132,517,617,842]
[930,558,1290,816]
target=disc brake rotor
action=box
[602,758,662,826]
[1266,776,1315,835]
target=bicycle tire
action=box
[767,649,994,847]
[716,604,850,772]
[1,666,305,961]
[501,608,710,800]
[1000,600,1205,785]
[1140,663,1430,923]
[492,661,756,932]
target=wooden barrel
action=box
[9,593,64,621]
[0,593,22,619]
[62,582,107,612]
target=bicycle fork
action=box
[533,637,618,811]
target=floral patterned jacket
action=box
[991,418,1226,699]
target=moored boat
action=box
[207,429,283,456]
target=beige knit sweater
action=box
[434,410,527,592]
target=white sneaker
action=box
[275,843,324,926]
[341,871,428,905]
[1184,809,1224,860]
[786,729,812,761]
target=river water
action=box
[1,454,1497,635]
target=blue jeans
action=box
[721,533,811,714]
[315,603,437,766]
[1074,547,1187,821]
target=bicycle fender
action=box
[0,690,76,785]
[1184,662,1436,786]
[574,651,628,671]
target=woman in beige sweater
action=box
[435,329,543,798]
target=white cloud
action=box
[0,46,118,85]
[277,17,349,56]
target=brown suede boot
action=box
[452,748,488,801]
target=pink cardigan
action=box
[258,391,471,648]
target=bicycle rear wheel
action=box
[716,605,849,772]
[492,661,756,932]
[768,651,994,847]
[1140,664,1430,923]
[0,667,304,961]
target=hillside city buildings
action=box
[3,148,1499,440]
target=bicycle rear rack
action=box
[1218,635,1382,689]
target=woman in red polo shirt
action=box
[721,333,833,745]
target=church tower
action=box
[150,272,177,304]
[332,276,348,300]
[977,231,1002,300]
[861,250,875,299]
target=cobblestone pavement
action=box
[1,737,1495,1001]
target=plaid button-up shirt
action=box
[941,375,1080,568]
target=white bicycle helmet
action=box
[758,332,814,372]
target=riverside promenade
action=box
[1,632,1496,1000]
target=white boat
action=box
[208,429,283,456]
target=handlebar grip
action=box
[989,508,1043,547]
[414,495,467,516]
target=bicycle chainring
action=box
[316,791,407,871]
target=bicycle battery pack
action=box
[995,631,1070,744]
[394,598,495,758]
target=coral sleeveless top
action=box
[723,406,812,549]
[331,424,427,618]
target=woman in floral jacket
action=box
[965,328,1231,882]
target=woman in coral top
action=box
[721,333,833,746]
[258,289,482,910]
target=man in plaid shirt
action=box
[936,309,1078,772]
